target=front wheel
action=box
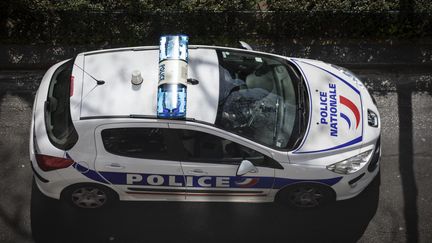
[276,183,336,208]
[61,183,118,209]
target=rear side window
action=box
[101,128,173,160]
[45,60,78,150]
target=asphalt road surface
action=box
[0,66,431,243]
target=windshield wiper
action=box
[293,77,307,147]
[297,79,305,127]
[272,96,280,144]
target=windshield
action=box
[215,50,304,150]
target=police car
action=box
[30,36,381,209]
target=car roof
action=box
[70,45,291,125]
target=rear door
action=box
[169,123,277,202]
[94,122,186,201]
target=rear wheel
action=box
[276,183,335,208]
[61,183,118,209]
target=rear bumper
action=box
[30,161,49,183]
[34,177,61,199]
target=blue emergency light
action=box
[157,35,189,118]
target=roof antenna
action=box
[73,64,105,85]
[239,41,253,50]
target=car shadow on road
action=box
[31,174,380,243]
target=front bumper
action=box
[332,162,379,200]
[332,139,381,200]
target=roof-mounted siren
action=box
[157,35,189,119]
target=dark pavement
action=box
[0,67,431,243]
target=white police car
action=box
[30,38,380,209]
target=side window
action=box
[101,128,172,160]
[177,129,272,166]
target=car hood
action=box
[291,58,364,154]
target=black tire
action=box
[275,183,336,208]
[61,183,118,209]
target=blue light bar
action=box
[157,35,189,119]
[157,84,187,118]
[159,35,188,62]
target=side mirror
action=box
[239,41,253,50]
[236,160,258,176]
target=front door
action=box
[94,122,185,201]
[169,124,277,202]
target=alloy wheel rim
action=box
[290,186,324,208]
[71,187,107,208]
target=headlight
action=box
[326,150,373,174]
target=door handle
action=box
[187,169,208,175]
[105,163,125,170]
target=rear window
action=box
[45,60,78,150]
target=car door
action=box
[94,122,186,201]
[169,123,278,202]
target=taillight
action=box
[36,154,74,171]
[70,75,74,97]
